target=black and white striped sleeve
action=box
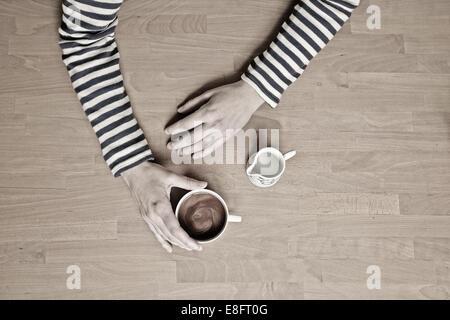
[59,0,154,177]
[242,0,360,108]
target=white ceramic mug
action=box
[175,189,241,243]
[246,147,296,188]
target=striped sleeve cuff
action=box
[59,0,154,177]
[242,0,360,108]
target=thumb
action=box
[170,173,208,191]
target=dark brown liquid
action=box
[177,193,226,241]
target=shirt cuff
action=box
[241,69,283,109]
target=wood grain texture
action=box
[0,0,449,299]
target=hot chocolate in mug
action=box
[175,189,241,243]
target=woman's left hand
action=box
[165,80,264,159]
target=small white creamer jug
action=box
[246,147,296,188]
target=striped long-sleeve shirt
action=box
[242,0,360,107]
[59,0,359,177]
[59,0,154,177]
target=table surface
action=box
[0,0,449,299]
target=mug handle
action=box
[228,215,242,223]
[283,150,296,161]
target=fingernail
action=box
[167,142,172,149]
[198,246,203,251]
[165,128,170,134]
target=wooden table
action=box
[0,0,449,299]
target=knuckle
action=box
[147,211,159,222]
[171,132,183,141]
[205,134,217,146]
[151,201,168,215]
[173,229,186,239]
[180,132,193,144]
[191,144,201,155]
[180,146,191,156]
[150,201,160,211]
[202,139,213,150]
[203,108,219,121]
[167,220,181,232]
[190,113,203,125]
[168,227,179,235]
[170,135,184,147]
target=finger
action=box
[152,220,188,250]
[150,203,192,250]
[146,221,173,253]
[156,221,190,250]
[167,129,194,151]
[138,207,173,253]
[167,124,213,150]
[165,110,206,135]
[178,89,217,114]
[169,173,208,191]
[180,133,218,156]
[192,137,225,160]
[172,125,222,153]
[154,215,190,250]
[143,205,188,249]
[173,228,203,252]
[164,215,202,251]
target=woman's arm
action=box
[59,0,153,177]
[59,0,204,253]
[242,0,360,107]
[166,0,360,158]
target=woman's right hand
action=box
[121,161,207,252]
